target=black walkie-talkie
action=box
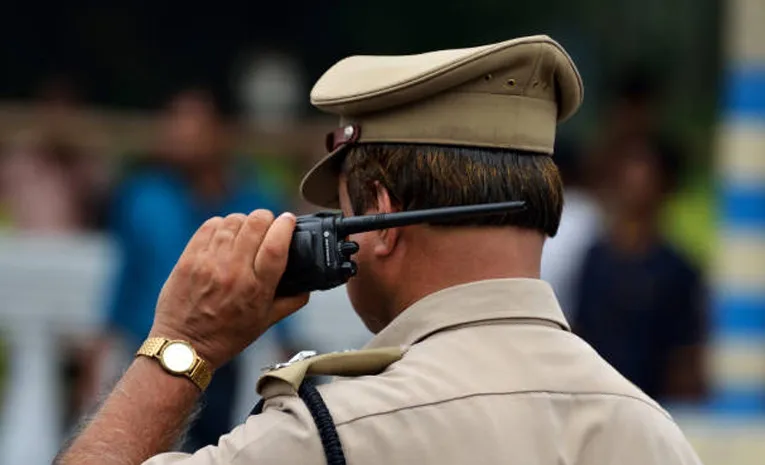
[275,201,526,296]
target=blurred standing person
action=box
[593,69,660,150]
[0,74,110,232]
[588,68,662,202]
[0,75,111,445]
[0,133,86,231]
[89,88,288,450]
[541,139,601,317]
[573,135,707,403]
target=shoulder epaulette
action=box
[256,346,404,395]
[252,346,403,465]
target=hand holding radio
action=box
[150,210,308,369]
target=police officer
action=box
[57,35,703,465]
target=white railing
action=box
[0,232,114,464]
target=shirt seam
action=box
[334,390,672,428]
[406,318,569,351]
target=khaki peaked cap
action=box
[301,34,584,208]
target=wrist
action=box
[136,336,215,391]
[148,324,222,369]
[132,356,202,395]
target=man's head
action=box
[336,143,563,330]
[607,66,663,140]
[157,88,226,168]
[301,35,583,330]
[603,135,683,218]
[342,144,563,232]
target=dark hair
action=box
[645,135,684,192]
[612,65,663,104]
[342,144,564,237]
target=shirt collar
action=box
[365,278,570,349]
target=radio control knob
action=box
[339,241,360,257]
[340,261,358,278]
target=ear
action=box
[371,182,400,257]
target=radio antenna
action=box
[336,201,526,236]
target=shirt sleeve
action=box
[142,395,326,465]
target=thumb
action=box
[269,293,310,325]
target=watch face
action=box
[161,342,196,373]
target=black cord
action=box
[249,380,347,465]
[250,398,265,416]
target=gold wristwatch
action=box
[136,337,213,391]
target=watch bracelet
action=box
[136,337,213,391]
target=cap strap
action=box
[325,124,362,152]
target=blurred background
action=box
[0,1,762,464]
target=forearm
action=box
[55,210,303,464]
[57,357,201,465]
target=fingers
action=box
[209,213,247,252]
[233,209,276,263]
[182,216,223,256]
[252,212,296,290]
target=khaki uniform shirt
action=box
[145,279,702,465]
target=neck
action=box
[384,227,544,323]
[609,211,659,254]
[187,162,227,201]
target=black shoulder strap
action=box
[250,380,346,465]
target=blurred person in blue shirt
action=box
[92,87,291,450]
[573,134,707,403]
